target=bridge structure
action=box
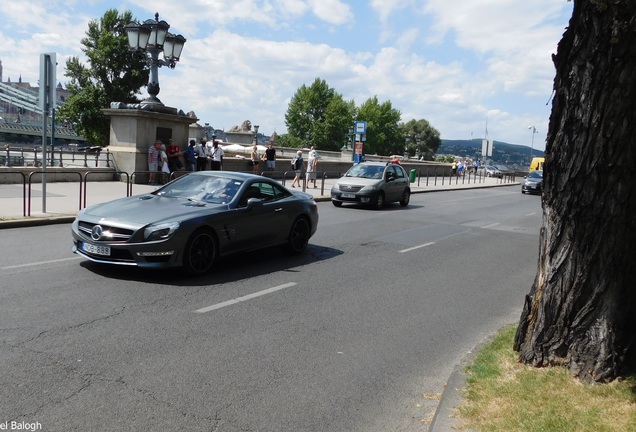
[0,81,85,142]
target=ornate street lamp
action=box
[528,126,538,159]
[348,126,355,150]
[404,134,411,159]
[125,13,186,109]
[415,135,421,160]
[253,125,260,146]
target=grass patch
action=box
[455,325,636,432]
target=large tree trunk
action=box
[514,0,636,383]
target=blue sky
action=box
[0,1,574,151]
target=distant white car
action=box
[484,165,502,178]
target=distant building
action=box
[0,58,70,121]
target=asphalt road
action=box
[0,186,542,431]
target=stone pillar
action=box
[103,108,198,183]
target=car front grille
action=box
[78,221,135,242]
[338,185,363,192]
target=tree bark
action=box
[514,0,636,383]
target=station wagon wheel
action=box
[400,189,410,207]
[332,200,343,207]
[372,192,385,210]
[287,217,311,254]
[183,229,216,275]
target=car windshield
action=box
[345,164,384,179]
[155,174,244,204]
[528,170,543,179]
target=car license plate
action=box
[81,242,111,256]
[341,193,356,199]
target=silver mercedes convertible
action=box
[71,171,319,275]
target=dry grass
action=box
[455,325,636,432]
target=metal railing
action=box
[5,167,517,218]
[2,145,112,168]
[412,167,516,187]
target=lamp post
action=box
[415,135,421,160]
[253,125,260,146]
[528,126,538,159]
[348,126,355,161]
[348,126,354,150]
[404,134,411,159]
[125,13,186,110]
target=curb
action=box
[428,328,509,432]
[429,367,467,431]
[0,215,76,229]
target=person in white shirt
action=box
[306,146,318,188]
[195,139,207,171]
[209,141,224,170]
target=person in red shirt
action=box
[166,139,183,172]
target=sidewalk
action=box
[0,174,517,229]
[0,174,518,432]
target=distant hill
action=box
[438,139,545,166]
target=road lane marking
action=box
[2,256,83,270]
[481,222,500,229]
[399,242,435,253]
[194,282,298,313]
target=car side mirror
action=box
[246,197,263,209]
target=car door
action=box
[221,181,292,254]
[384,165,406,202]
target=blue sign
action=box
[355,121,367,134]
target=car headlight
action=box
[144,222,180,241]
[360,184,380,192]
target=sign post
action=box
[39,53,56,213]
[354,121,367,163]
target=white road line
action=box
[399,242,436,253]
[2,256,83,270]
[525,212,538,216]
[194,282,298,314]
[481,222,500,229]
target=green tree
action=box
[514,0,636,383]
[275,133,303,149]
[399,118,441,160]
[285,78,355,151]
[356,96,402,155]
[57,9,148,145]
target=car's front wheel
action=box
[183,229,216,275]
[286,217,311,254]
[400,189,410,207]
[332,200,343,207]
[372,192,385,210]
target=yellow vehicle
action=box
[529,157,544,172]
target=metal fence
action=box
[2,145,112,168]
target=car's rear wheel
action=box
[183,229,216,275]
[400,189,410,207]
[372,192,385,209]
[332,200,343,207]
[287,217,311,254]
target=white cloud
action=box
[0,0,573,150]
[310,0,353,25]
